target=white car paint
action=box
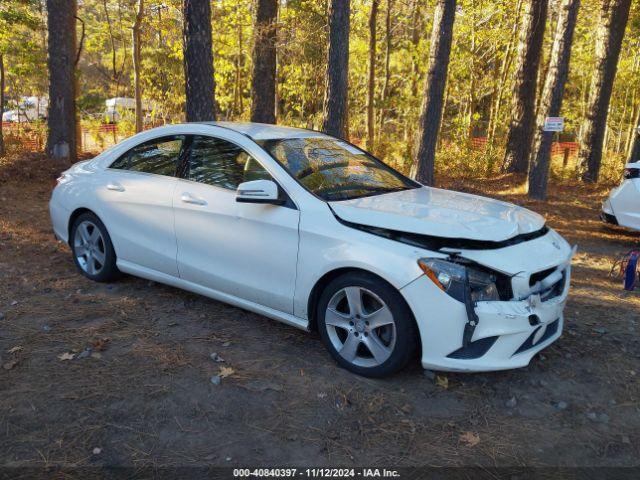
[331,187,546,241]
[50,122,574,372]
[602,161,640,232]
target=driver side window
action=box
[186,135,272,190]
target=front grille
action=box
[526,267,567,302]
[513,319,560,355]
[529,267,555,287]
[542,271,566,300]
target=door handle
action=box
[181,193,207,206]
[106,183,125,192]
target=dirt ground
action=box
[1,152,639,473]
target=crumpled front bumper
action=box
[401,241,573,372]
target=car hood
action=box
[329,186,546,242]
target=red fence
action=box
[471,136,579,160]
[1,121,161,154]
[2,123,582,161]
[2,122,44,151]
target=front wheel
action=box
[70,212,120,282]
[317,272,418,378]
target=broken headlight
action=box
[418,258,500,303]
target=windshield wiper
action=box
[345,186,412,199]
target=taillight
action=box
[623,168,639,180]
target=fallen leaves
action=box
[91,338,110,351]
[436,375,449,389]
[58,352,75,361]
[459,431,480,447]
[210,366,236,386]
[3,345,23,370]
[2,358,20,370]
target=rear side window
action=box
[186,135,271,190]
[110,136,185,176]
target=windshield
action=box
[258,137,418,201]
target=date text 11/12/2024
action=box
[232,468,400,478]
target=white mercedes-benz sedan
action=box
[50,122,575,377]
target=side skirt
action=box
[117,260,310,331]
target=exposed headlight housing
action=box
[418,258,501,303]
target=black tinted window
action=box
[110,136,184,176]
[187,136,271,189]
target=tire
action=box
[70,212,120,282]
[317,271,418,378]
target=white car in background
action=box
[103,97,153,124]
[2,96,48,122]
[50,122,574,377]
[602,161,640,232]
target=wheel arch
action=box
[67,208,101,245]
[306,267,417,335]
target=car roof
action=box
[196,121,329,140]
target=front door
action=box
[173,134,300,314]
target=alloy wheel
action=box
[325,286,397,368]
[73,220,106,276]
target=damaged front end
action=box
[424,249,574,363]
[338,213,576,371]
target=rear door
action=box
[100,135,185,276]
[173,134,300,313]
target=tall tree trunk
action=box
[629,108,640,163]
[103,0,121,94]
[183,0,216,122]
[46,0,77,161]
[578,0,632,183]
[502,0,547,174]
[378,0,392,142]
[624,101,638,157]
[75,15,85,154]
[132,0,144,132]
[0,53,5,157]
[366,0,379,151]
[488,0,522,147]
[321,0,350,138]
[527,0,580,200]
[233,9,244,117]
[412,0,456,186]
[406,0,421,160]
[250,0,278,123]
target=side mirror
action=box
[236,179,284,205]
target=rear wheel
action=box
[70,212,120,282]
[317,272,417,377]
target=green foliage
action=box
[1,0,639,182]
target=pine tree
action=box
[366,0,379,151]
[132,0,144,132]
[578,0,632,182]
[321,0,350,138]
[183,0,216,122]
[502,0,548,174]
[413,0,456,186]
[250,0,278,124]
[528,0,580,199]
[46,0,77,160]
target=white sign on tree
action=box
[543,117,564,132]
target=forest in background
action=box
[1,0,639,198]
